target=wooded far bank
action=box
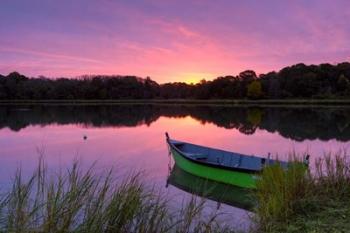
[1,62,350,100]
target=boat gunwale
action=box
[167,138,261,174]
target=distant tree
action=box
[0,79,6,99]
[2,61,350,100]
[194,81,210,99]
[337,74,350,96]
[239,70,257,81]
[144,77,160,98]
[247,80,263,99]
[98,89,108,99]
[260,71,280,98]
[238,70,257,97]
[7,71,27,81]
[337,62,350,78]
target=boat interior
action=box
[170,139,288,171]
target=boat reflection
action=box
[166,164,255,211]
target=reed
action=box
[0,160,234,233]
[254,152,350,232]
[4,153,349,232]
[314,152,350,197]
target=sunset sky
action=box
[0,0,349,83]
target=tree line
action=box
[1,62,350,100]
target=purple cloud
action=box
[0,0,349,82]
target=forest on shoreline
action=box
[1,62,350,100]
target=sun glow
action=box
[177,72,214,84]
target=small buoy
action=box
[83,135,87,140]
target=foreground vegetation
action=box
[0,161,235,233]
[1,62,350,100]
[254,152,350,233]
[1,153,350,232]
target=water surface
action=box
[0,104,349,230]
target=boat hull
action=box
[169,146,257,189]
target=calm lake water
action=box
[1,104,350,230]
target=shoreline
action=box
[1,99,350,107]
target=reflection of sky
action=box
[0,115,348,181]
[1,0,350,83]
[0,115,348,230]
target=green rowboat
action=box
[167,164,254,210]
[166,133,302,189]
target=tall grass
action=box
[254,162,309,228]
[314,152,350,198]
[5,153,349,233]
[254,152,350,232]
[0,160,233,233]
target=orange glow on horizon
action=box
[1,1,349,83]
[172,72,214,84]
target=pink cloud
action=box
[0,0,349,82]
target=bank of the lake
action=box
[1,99,350,107]
[254,154,350,233]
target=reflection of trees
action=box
[0,105,161,131]
[0,105,350,142]
[259,108,350,142]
